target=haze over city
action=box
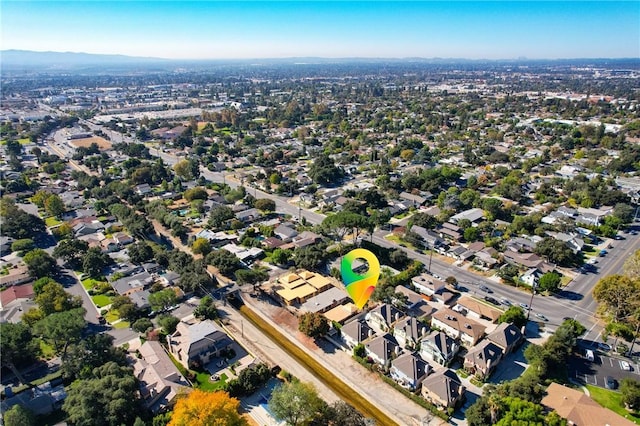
[2,1,639,60]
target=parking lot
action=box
[569,350,640,388]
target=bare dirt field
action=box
[69,136,112,150]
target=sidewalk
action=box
[243,295,448,426]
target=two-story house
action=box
[463,340,503,379]
[390,352,431,391]
[421,369,466,410]
[364,333,401,368]
[168,320,233,369]
[393,316,428,350]
[486,323,523,354]
[431,308,486,346]
[419,330,459,367]
[365,303,404,333]
[341,318,375,350]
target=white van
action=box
[585,349,595,362]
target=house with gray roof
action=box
[364,333,401,368]
[463,340,503,379]
[168,320,233,369]
[365,303,405,333]
[390,352,431,391]
[393,316,428,350]
[449,208,485,225]
[111,271,154,296]
[421,369,465,409]
[300,286,349,314]
[419,330,459,367]
[341,318,375,349]
[486,322,523,354]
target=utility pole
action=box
[525,282,538,336]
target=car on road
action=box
[597,343,612,352]
[605,376,617,389]
[535,313,548,321]
[620,360,632,371]
[479,285,493,293]
[484,296,500,305]
[501,299,512,306]
[519,303,529,310]
[631,230,638,235]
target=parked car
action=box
[605,376,617,389]
[621,360,632,371]
[501,299,512,306]
[484,296,500,305]
[598,342,612,352]
[586,349,595,362]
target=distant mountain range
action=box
[1,49,638,73]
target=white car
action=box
[621,360,632,371]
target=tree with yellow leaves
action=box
[168,390,247,426]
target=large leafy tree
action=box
[621,378,640,412]
[53,238,89,267]
[23,248,57,278]
[0,322,41,384]
[298,312,330,338]
[538,272,561,292]
[194,295,219,321]
[624,249,640,280]
[168,389,247,426]
[33,308,86,356]
[309,154,343,185]
[148,288,178,312]
[191,237,212,256]
[35,281,82,316]
[268,381,325,426]
[82,247,112,278]
[593,274,640,322]
[3,405,36,426]
[61,334,127,381]
[498,306,527,328]
[63,362,141,426]
[44,193,65,217]
[535,237,578,267]
[209,205,235,229]
[206,249,241,277]
[127,241,154,264]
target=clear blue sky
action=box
[2,1,639,59]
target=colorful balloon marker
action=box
[340,248,381,309]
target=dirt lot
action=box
[69,136,112,150]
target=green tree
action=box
[463,227,480,242]
[271,248,291,265]
[192,237,212,256]
[61,333,127,381]
[44,193,65,217]
[498,306,527,328]
[183,186,208,201]
[535,237,578,267]
[309,154,343,185]
[23,248,57,278]
[268,381,325,426]
[593,274,640,322]
[132,318,154,333]
[157,314,180,334]
[33,308,86,356]
[149,288,178,312]
[255,198,276,212]
[173,159,199,181]
[3,404,36,426]
[298,312,330,338]
[209,205,235,228]
[35,281,82,315]
[621,378,640,412]
[82,247,112,278]
[293,244,327,270]
[127,241,154,264]
[53,238,89,267]
[63,362,141,426]
[0,197,46,239]
[235,268,269,285]
[194,295,219,320]
[206,249,241,277]
[11,238,34,253]
[0,322,40,384]
[538,272,561,292]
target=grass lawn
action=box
[105,310,120,323]
[45,216,62,227]
[195,371,228,391]
[586,385,640,424]
[0,138,30,145]
[385,234,418,251]
[113,320,130,329]
[5,370,63,396]
[82,278,107,290]
[38,339,56,359]
[91,294,113,308]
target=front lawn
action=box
[586,384,640,424]
[113,320,130,329]
[38,339,56,359]
[195,371,228,391]
[91,294,113,308]
[45,217,62,227]
[82,278,107,290]
[104,310,120,323]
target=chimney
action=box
[421,327,428,337]
[395,312,401,321]
[394,346,401,355]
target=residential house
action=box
[486,323,523,354]
[111,272,154,296]
[438,222,463,242]
[546,231,585,254]
[411,274,445,297]
[399,192,427,207]
[0,283,34,308]
[131,340,190,414]
[113,232,134,246]
[393,316,428,350]
[168,320,233,369]
[365,303,405,333]
[0,236,15,255]
[364,333,401,368]
[410,225,446,249]
[341,318,375,349]
[274,270,333,306]
[390,352,431,391]
[419,331,459,367]
[421,369,465,410]
[221,243,264,264]
[449,208,485,225]
[135,184,152,196]
[129,290,151,310]
[455,297,503,323]
[521,268,544,287]
[235,208,261,223]
[431,308,486,346]
[0,265,32,287]
[274,224,298,242]
[503,249,555,273]
[463,340,503,379]
[1,381,67,416]
[541,382,636,426]
[300,286,349,314]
